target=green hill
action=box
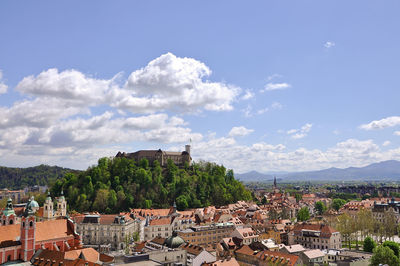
[0,164,80,189]
[50,157,253,212]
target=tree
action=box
[383,210,397,241]
[261,196,267,205]
[383,241,400,258]
[337,213,354,250]
[370,245,400,266]
[332,198,346,211]
[93,189,109,211]
[176,195,189,211]
[363,236,376,253]
[315,201,327,215]
[297,207,310,222]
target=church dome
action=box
[164,231,184,248]
[29,199,39,208]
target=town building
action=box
[0,188,25,203]
[73,213,143,250]
[300,249,325,266]
[116,145,192,166]
[372,197,400,224]
[180,243,215,266]
[230,227,259,245]
[289,223,341,250]
[178,223,235,247]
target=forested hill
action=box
[50,157,253,213]
[0,164,80,189]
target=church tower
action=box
[21,200,36,261]
[56,190,67,217]
[1,197,16,225]
[43,191,53,219]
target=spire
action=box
[273,176,277,188]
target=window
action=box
[30,221,33,227]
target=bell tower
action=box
[20,208,36,261]
[56,190,67,217]
[43,191,53,219]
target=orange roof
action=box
[132,208,170,217]
[293,223,337,237]
[181,243,204,255]
[256,250,299,266]
[36,219,74,242]
[235,244,255,256]
[149,217,171,226]
[203,257,240,266]
[0,224,20,247]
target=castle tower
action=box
[56,190,67,217]
[43,191,53,219]
[21,204,36,261]
[185,144,191,155]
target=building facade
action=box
[73,213,143,250]
[178,223,235,247]
[289,223,341,250]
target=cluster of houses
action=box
[2,183,399,265]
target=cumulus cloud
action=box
[228,126,254,137]
[15,68,115,106]
[121,53,239,113]
[14,53,239,114]
[241,89,254,100]
[383,141,391,147]
[187,137,400,173]
[0,70,8,94]
[395,131,400,136]
[261,82,291,92]
[324,41,335,48]
[287,123,312,139]
[360,116,400,130]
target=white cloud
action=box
[261,82,290,92]
[257,108,269,115]
[228,126,254,137]
[121,52,240,113]
[287,123,313,139]
[14,53,240,114]
[241,89,254,100]
[324,41,335,48]
[0,70,8,94]
[395,131,400,136]
[383,141,391,147]
[187,137,400,173]
[15,68,114,106]
[360,116,400,130]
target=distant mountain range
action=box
[236,160,400,182]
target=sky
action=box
[0,1,399,173]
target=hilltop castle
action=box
[116,145,192,166]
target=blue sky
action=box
[0,1,399,173]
